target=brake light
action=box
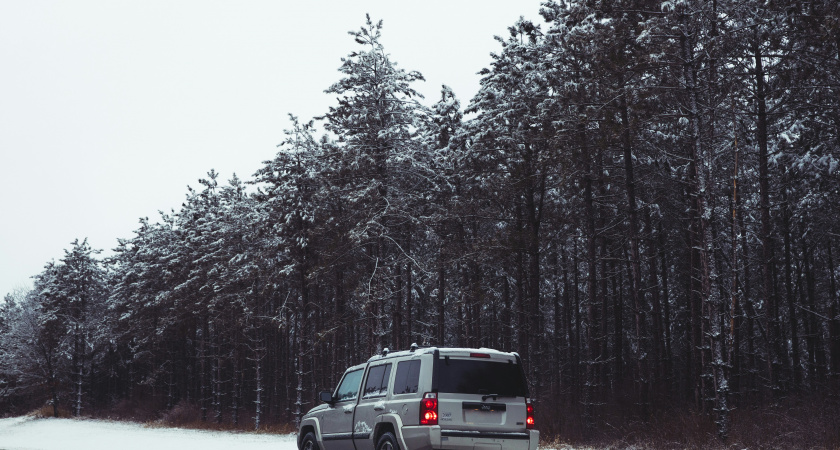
[420,392,438,425]
[526,402,535,429]
[469,353,491,358]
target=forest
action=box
[2,0,840,445]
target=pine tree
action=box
[320,15,428,354]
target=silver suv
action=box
[298,346,539,450]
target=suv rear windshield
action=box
[437,358,528,397]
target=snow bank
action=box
[0,416,297,450]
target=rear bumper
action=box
[400,426,539,450]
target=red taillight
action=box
[469,353,491,358]
[526,402,535,429]
[420,392,438,425]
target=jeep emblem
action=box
[481,404,492,411]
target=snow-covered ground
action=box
[0,416,298,450]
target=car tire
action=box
[301,432,319,450]
[376,431,399,450]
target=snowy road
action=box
[0,416,298,450]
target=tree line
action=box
[2,1,840,440]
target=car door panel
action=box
[320,368,364,450]
[353,362,393,450]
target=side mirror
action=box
[319,390,334,404]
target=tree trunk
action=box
[599,242,609,399]
[612,258,624,393]
[828,240,840,396]
[503,275,512,352]
[394,261,403,350]
[646,212,665,397]
[754,31,783,396]
[437,263,446,346]
[524,148,546,374]
[682,17,728,437]
[562,248,577,399]
[254,333,263,430]
[583,141,599,433]
[620,84,648,410]
[739,179,757,400]
[782,188,801,389]
[658,222,673,395]
[515,203,527,360]
[231,345,240,426]
[803,243,826,387]
[552,252,564,399]
[201,316,209,422]
[729,152,742,401]
[406,231,413,345]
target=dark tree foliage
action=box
[2,3,840,441]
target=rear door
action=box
[434,352,530,436]
[353,362,393,450]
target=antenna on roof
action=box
[381,347,389,356]
[410,343,419,352]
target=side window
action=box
[363,363,392,398]
[335,369,364,402]
[393,360,421,395]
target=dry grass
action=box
[252,422,297,435]
[28,404,73,419]
[141,400,296,435]
[154,400,202,427]
[539,394,840,450]
[725,396,840,450]
[91,397,167,422]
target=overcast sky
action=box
[0,0,545,297]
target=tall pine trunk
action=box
[782,187,801,389]
[582,133,599,434]
[681,14,729,437]
[620,84,648,410]
[828,241,840,395]
[754,30,784,396]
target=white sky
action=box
[0,0,545,297]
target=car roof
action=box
[365,346,519,363]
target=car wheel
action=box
[376,431,399,450]
[301,432,319,450]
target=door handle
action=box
[344,409,353,414]
[374,405,385,411]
